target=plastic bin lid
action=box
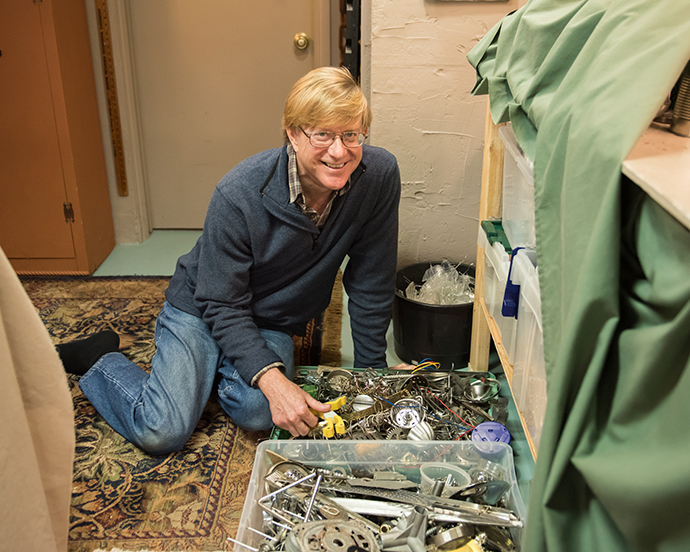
[498,124,534,186]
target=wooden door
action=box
[0,0,75,259]
[127,0,323,229]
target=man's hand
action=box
[389,362,415,370]
[257,368,331,437]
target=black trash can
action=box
[393,262,475,370]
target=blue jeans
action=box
[79,302,294,454]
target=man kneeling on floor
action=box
[57,67,402,454]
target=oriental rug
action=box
[21,275,343,552]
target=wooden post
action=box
[469,100,504,371]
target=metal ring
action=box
[431,523,475,550]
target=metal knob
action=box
[670,61,690,138]
[294,33,310,51]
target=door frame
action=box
[88,0,331,244]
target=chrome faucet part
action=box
[451,480,510,505]
[380,506,429,552]
[431,478,446,497]
[407,420,435,441]
[302,472,323,521]
[431,523,475,550]
[318,481,522,527]
[469,458,506,483]
[353,394,375,411]
[390,398,425,429]
[476,525,517,552]
[328,496,491,524]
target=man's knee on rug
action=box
[133,431,190,456]
[228,409,274,432]
[130,412,198,455]
[216,382,274,432]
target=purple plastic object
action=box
[471,421,511,444]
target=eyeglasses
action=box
[300,127,367,148]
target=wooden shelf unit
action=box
[469,101,690,463]
[469,102,540,461]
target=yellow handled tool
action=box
[311,396,347,438]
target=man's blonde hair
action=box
[283,67,372,132]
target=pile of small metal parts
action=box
[230,444,521,552]
[285,367,508,441]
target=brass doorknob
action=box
[294,33,310,51]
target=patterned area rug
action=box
[21,276,343,552]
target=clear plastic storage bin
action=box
[499,125,535,250]
[236,440,528,551]
[510,249,547,450]
[479,225,517,363]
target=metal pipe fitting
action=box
[670,61,690,137]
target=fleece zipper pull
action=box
[312,234,319,250]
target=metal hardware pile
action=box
[230,442,522,552]
[276,367,509,441]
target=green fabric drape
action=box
[467,1,690,551]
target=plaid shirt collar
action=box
[286,143,302,204]
[286,143,351,227]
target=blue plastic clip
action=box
[501,247,524,319]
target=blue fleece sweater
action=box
[165,144,401,384]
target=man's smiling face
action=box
[286,121,365,197]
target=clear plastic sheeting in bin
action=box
[403,259,475,306]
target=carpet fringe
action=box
[320,269,343,366]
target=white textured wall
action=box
[366,0,518,269]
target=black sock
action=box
[57,330,120,375]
